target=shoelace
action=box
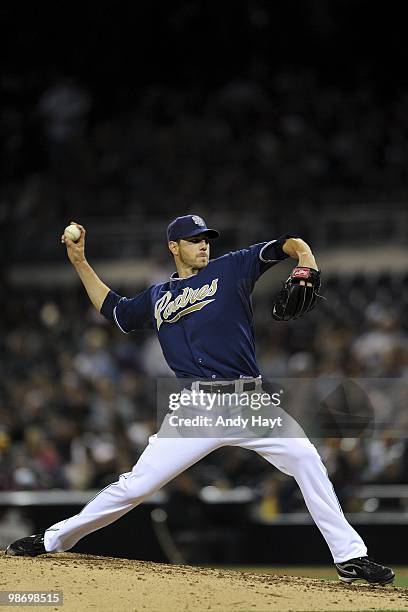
[358,557,388,574]
[362,557,382,566]
[339,557,384,570]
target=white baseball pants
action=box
[44,414,367,563]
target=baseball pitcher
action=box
[6,215,394,585]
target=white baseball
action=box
[64,224,81,242]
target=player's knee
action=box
[122,472,161,502]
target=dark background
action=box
[3,1,408,99]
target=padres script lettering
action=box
[154,278,219,330]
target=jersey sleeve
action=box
[230,234,296,287]
[101,287,153,333]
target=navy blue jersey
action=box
[101,240,289,380]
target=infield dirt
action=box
[1,552,407,611]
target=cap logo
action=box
[192,215,205,227]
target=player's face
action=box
[177,234,210,269]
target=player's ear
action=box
[168,240,179,256]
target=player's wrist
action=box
[297,253,318,270]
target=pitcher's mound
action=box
[2,552,407,611]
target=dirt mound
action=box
[1,552,407,611]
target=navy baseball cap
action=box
[167,215,220,242]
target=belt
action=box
[191,378,262,394]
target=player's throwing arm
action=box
[61,221,111,312]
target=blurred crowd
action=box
[2,66,408,527]
[1,273,407,520]
[3,70,408,262]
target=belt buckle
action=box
[199,381,234,394]
[242,382,255,392]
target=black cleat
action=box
[5,533,47,557]
[336,556,395,585]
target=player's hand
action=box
[61,221,87,267]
